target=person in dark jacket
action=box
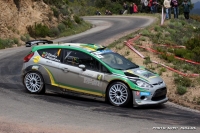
[182,0,190,19]
[129,3,133,14]
[152,0,158,13]
[171,0,179,18]
[123,2,128,14]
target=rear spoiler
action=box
[26,40,53,45]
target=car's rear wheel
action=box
[24,72,45,94]
[107,82,132,107]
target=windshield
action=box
[98,52,139,70]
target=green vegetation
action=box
[143,56,151,65]
[174,75,192,87]
[176,85,187,95]
[0,38,18,49]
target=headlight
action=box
[130,79,153,89]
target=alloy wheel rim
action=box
[25,73,43,92]
[109,83,128,105]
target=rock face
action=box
[0,0,56,39]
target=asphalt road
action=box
[0,16,199,133]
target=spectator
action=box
[129,3,133,14]
[152,0,158,13]
[123,2,128,14]
[182,0,190,19]
[140,0,149,13]
[164,0,171,19]
[133,3,138,13]
[105,10,112,15]
[148,0,153,13]
[105,10,109,15]
[171,0,179,18]
[96,10,101,15]
[108,10,112,15]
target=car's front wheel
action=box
[107,82,132,107]
[24,72,45,94]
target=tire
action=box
[107,82,132,107]
[24,72,45,94]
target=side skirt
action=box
[45,84,105,102]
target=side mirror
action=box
[79,64,86,71]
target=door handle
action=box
[61,68,68,72]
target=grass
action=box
[176,85,187,95]
[59,21,92,37]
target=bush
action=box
[143,56,151,65]
[62,18,74,28]
[73,15,82,24]
[49,27,60,37]
[52,7,59,18]
[141,29,150,36]
[174,48,188,58]
[58,23,66,32]
[21,34,30,42]
[176,85,187,95]
[174,76,192,87]
[13,38,19,44]
[0,38,14,49]
[27,23,50,38]
[197,97,200,105]
[60,7,69,16]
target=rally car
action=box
[21,43,168,107]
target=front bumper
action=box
[132,88,168,106]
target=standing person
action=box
[133,3,138,13]
[123,2,128,14]
[152,0,158,13]
[182,0,190,19]
[148,0,153,13]
[164,0,171,19]
[129,3,133,14]
[140,0,144,12]
[171,0,179,18]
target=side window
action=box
[100,64,110,73]
[63,49,100,71]
[37,48,62,62]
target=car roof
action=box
[31,43,107,53]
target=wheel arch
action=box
[23,65,51,86]
[105,79,133,102]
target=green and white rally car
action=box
[22,43,168,107]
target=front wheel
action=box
[107,82,132,107]
[24,72,45,94]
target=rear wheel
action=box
[24,72,45,94]
[107,82,132,107]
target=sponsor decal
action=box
[126,70,134,74]
[33,56,40,63]
[136,91,140,96]
[84,77,102,87]
[32,66,39,70]
[41,51,60,62]
[97,74,103,80]
[140,92,150,96]
[91,53,104,58]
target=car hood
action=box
[124,68,164,85]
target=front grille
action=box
[152,87,167,101]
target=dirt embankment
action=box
[0,0,57,39]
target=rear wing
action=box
[26,40,53,47]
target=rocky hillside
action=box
[0,0,58,39]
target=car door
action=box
[58,49,106,97]
[37,48,62,84]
